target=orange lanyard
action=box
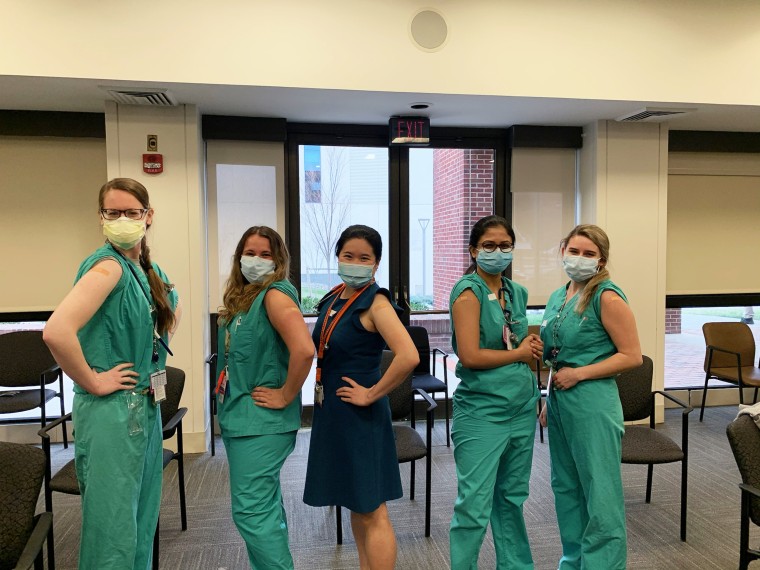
[316,282,371,383]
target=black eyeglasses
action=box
[478,241,514,254]
[100,208,149,221]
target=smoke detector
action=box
[100,86,178,106]
[615,107,696,122]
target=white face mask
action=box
[562,254,599,282]
[240,255,275,283]
[103,217,146,250]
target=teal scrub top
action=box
[216,280,303,437]
[449,273,538,422]
[540,280,626,374]
[74,243,178,394]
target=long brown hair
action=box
[99,178,175,336]
[560,224,610,315]
[219,226,291,323]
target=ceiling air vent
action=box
[615,107,695,122]
[101,87,178,106]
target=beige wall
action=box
[0,136,107,312]
[104,102,209,453]
[579,121,669,418]
[1,1,759,105]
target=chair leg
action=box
[444,391,450,448]
[754,387,758,405]
[210,391,216,457]
[741,490,750,570]
[46,522,55,570]
[335,506,343,545]
[153,517,159,570]
[645,464,653,504]
[680,457,687,542]
[699,373,710,422]
[410,460,416,501]
[425,449,431,537]
[59,375,68,449]
[537,397,544,444]
[177,428,187,531]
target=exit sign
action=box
[389,116,430,146]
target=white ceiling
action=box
[2,75,760,132]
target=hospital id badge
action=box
[314,383,324,407]
[150,369,167,405]
[503,325,514,350]
[217,368,229,404]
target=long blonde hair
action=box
[218,226,291,323]
[561,224,610,315]
[99,178,175,336]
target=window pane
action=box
[299,145,389,314]
[409,148,494,313]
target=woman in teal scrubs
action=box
[448,215,543,570]
[216,226,314,569]
[539,224,641,570]
[44,178,180,570]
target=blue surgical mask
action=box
[562,255,599,282]
[338,262,374,288]
[240,255,275,283]
[476,250,513,275]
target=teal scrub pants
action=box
[73,391,162,570]
[449,405,536,570]
[546,381,626,570]
[223,431,297,569]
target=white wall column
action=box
[105,101,209,452]
[579,120,668,420]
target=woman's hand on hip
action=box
[252,387,289,409]
[92,363,138,396]
[336,376,373,407]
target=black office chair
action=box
[0,441,53,570]
[0,330,67,448]
[336,350,437,543]
[40,366,188,570]
[616,355,692,541]
[406,325,450,447]
[727,414,760,570]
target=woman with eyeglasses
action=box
[538,224,641,570]
[44,178,181,569]
[215,225,314,569]
[448,215,543,569]
[303,225,418,570]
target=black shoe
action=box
[741,317,754,325]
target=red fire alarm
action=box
[143,154,163,174]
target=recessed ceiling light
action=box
[410,102,432,110]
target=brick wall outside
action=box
[432,148,494,310]
[665,307,682,334]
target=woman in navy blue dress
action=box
[303,225,418,570]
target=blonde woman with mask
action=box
[539,224,641,570]
[216,225,314,569]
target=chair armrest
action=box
[740,483,760,499]
[707,345,743,370]
[413,387,437,411]
[653,390,693,414]
[205,353,217,366]
[13,511,53,570]
[707,345,741,358]
[38,413,73,439]
[431,348,449,381]
[41,363,62,383]
[163,407,187,435]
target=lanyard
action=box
[549,287,574,370]
[110,244,174,359]
[315,282,371,383]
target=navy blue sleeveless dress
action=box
[303,283,403,513]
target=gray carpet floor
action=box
[41,405,756,569]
